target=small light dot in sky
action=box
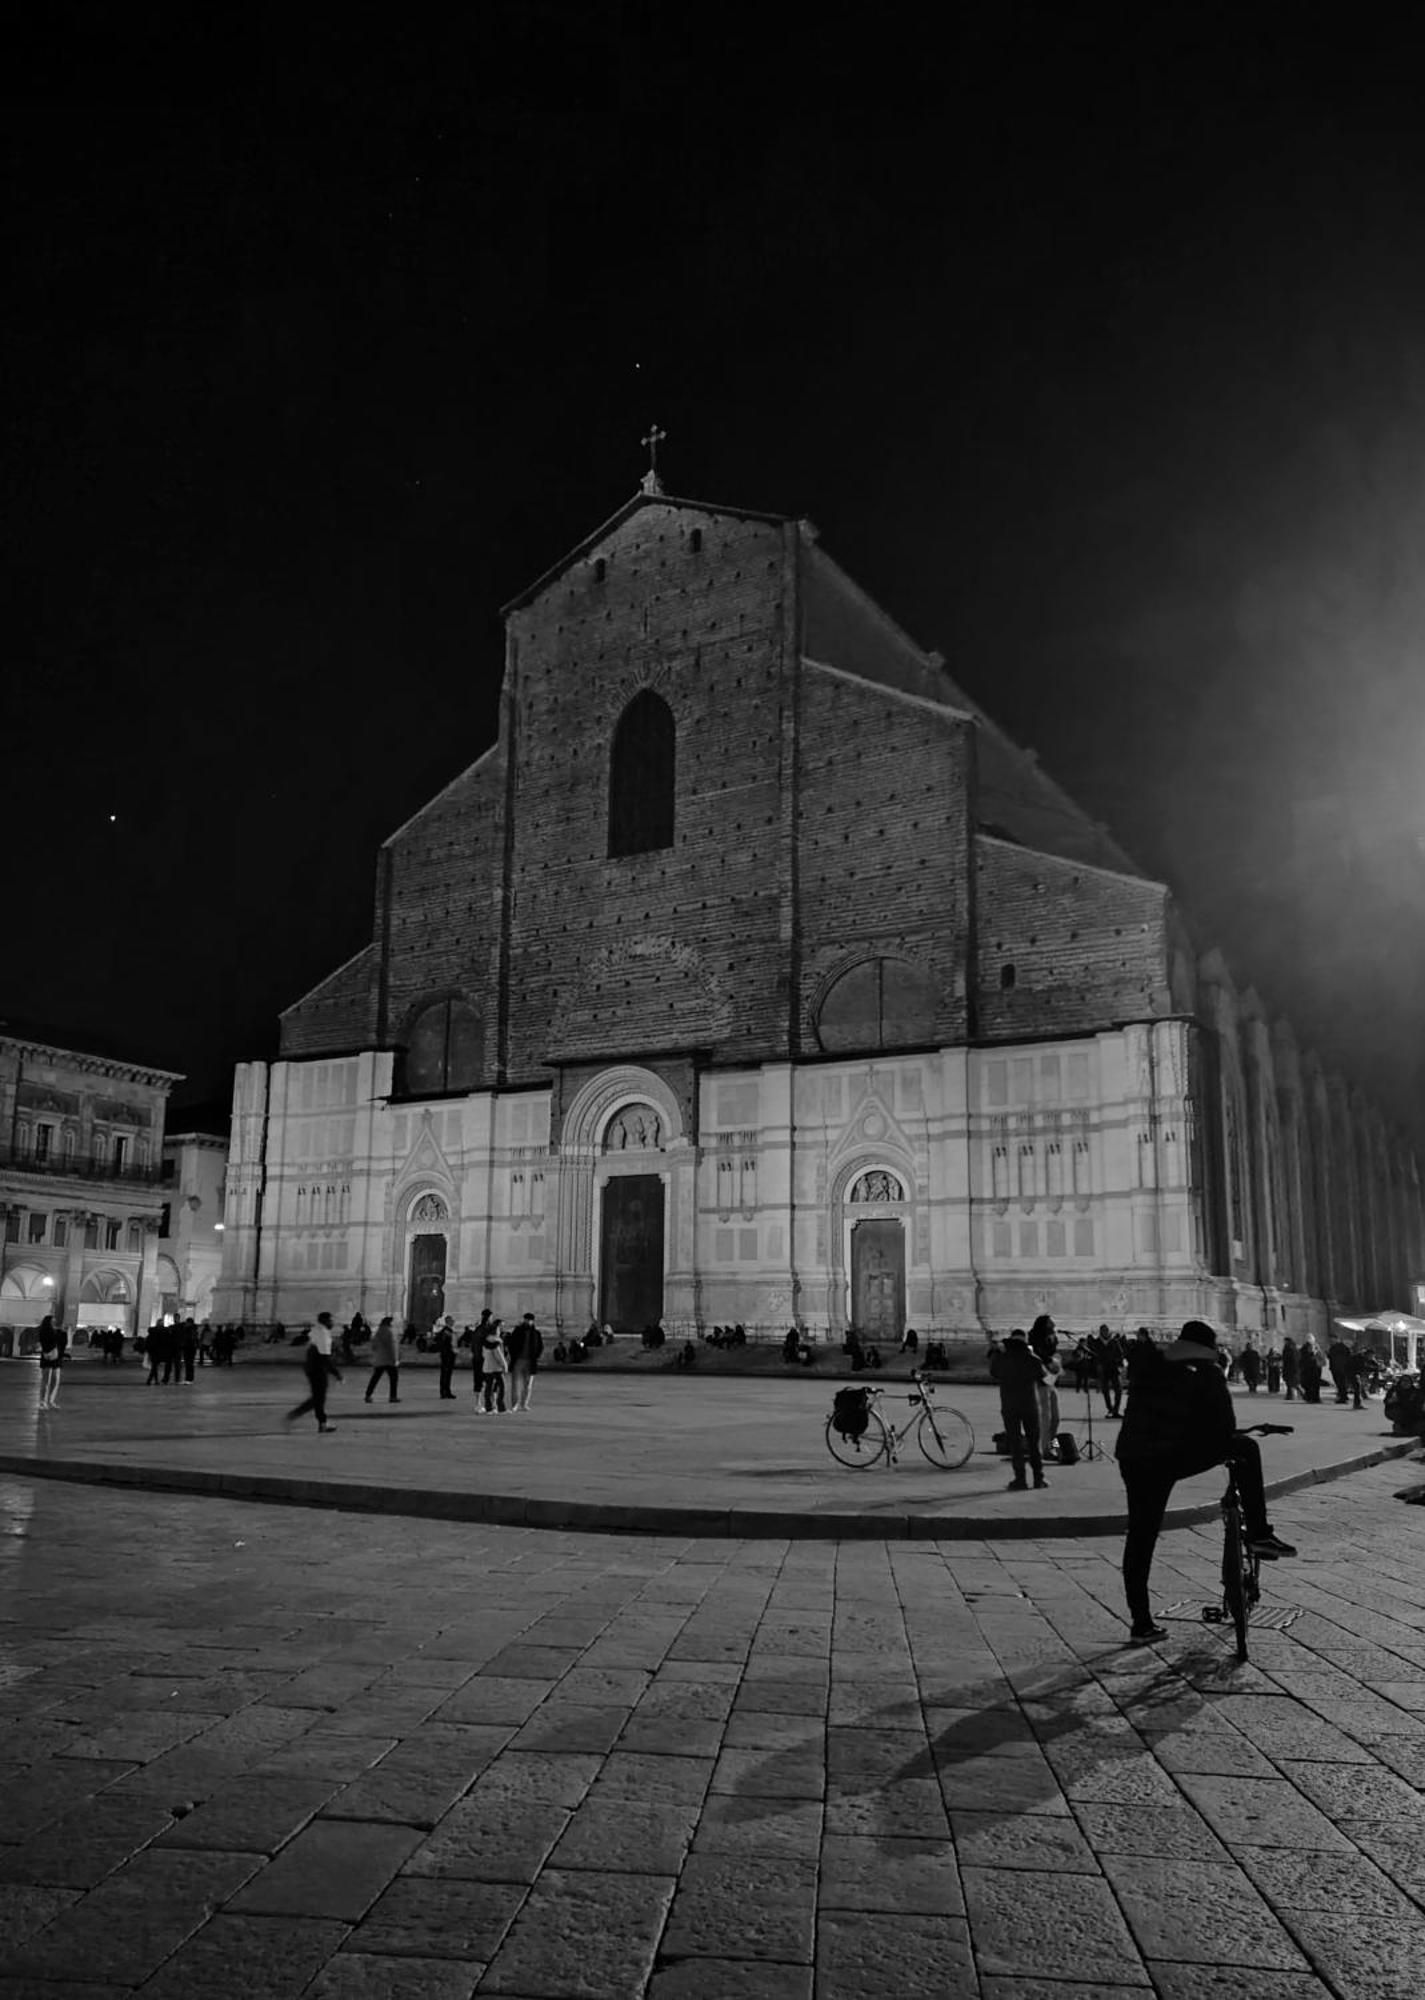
[108,814,117,824]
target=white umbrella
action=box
[1335,1311,1425,1370]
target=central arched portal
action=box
[844,1167,908,1345]
[598,1175,665,1332]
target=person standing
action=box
[1299,1339,1324,1405]
[994,1327,1048,1491]
[1265,1345,1282,1395]
[1098,1326,1124,1417]
[1280,1336,1299,1402]
[1116,1319,1296,1644]
[479,1319,509,1414]
[287,1313,340,1432]
[507,1312,544,1412]
[1240,1341,1262,1395]
[37,1315,67,1409]
[471,1308,496,1400]
[363,1316,401,1403]
[180,1317,199,1384]
[436,1316,458,1399]
[1028,1314,1061,1460]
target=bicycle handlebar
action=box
[1242,1422,1294,1436]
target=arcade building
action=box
[213,479,1425,1348]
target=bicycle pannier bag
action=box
[1055,1430,1080,1466]
[832,1387,870,1440]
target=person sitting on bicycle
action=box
[1117,1319,1296,1645]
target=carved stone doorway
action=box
[851,1218,904,1345]
[599,1175,664,1333]
[407,1233,447,1333]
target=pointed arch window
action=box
[401,998,482,1097]
[608,689,676,857]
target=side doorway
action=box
[407,1232,447,1335]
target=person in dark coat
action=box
[1239,1341,1262,1395]
[1280,1337,1299,1401]
[506,1312,544,1411]
[1298,1340,1324,1404]
[472,1309,496,1397]
[363,1316,401,1403]
[1116,1320,1295,1644]
[995,1328,1048,1492]
[436,1316,458,1398]
[180,1317,199,1384]
[1265,1346,1282,1395]
[1097,1326,1125,1416]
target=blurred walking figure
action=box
[363,1316,401,1403]
[37,1315,67,1409]
[1280,1336,1299,1401]
[1239,1340,1262,1394]
[507,1312,544,1411]
[287,1312,340,1432]
[479,1319,510,1413]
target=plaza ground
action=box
[2,1359,1425,1996]
[0,1354,1414,1538]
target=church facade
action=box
[215,485,1424,1346]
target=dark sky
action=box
[5,9,1425,1130]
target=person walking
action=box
[1240,1340,1262,1395]
[479,1319,510,1414]
[993,1327,1048,1491]
[1116,1319,1296,1645]
[1280,1336,1299,1402]
[507,1312,544,1412]
[37,1315,67,1409]
[363,1316,401,1404]
[436,1316,458,1399]
[1097,1326,1124,1417]
[287,1312,340,1432]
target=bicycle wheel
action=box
[1221,1509,1251,1662]
[916,1404,975,1470]
[825,1408,891,1469]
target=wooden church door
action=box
[599,1176,665,1333]
[851,1219,904,1344]
[408,1233,447,1334]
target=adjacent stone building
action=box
[0,1026,180,1338]
[155,1128,229,1323]
[214,482,1425,1346]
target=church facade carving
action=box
[215,488,1425,1343]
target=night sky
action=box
[5,12,1425,1131]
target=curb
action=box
[0,1438,1416,1540]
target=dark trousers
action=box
[482,1372,507,1412]
[439,1356,455,1398]
[1331,1368,1349,1404]
[1101,1370,1122,1416]
[1000,1399,1042,1480]
[288,1349,330,1427]
[364,1365,399,1402]
[1120,1436,1269,1628]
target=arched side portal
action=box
[832,1162,912,1344]
[402,1190,449,1333]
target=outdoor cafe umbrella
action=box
[1334,1311,1425,1372]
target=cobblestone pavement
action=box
[3,1456,1425,1997]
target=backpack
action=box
[1055,1431,1080,1466]
[832,1387,870,1440]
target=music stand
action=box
[1078,1379,1107,1461]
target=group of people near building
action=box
[283,1308,548,1430]
[1230,1334,1379,1406]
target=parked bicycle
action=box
[1201,1421,1294,1660]
[826,1370,975,1470]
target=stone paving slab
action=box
[1,1361,1416,1539]
[3,1457,1425,1996]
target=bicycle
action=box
[825,1369,975,1471]
[1201,1421,1293,1661]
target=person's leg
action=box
[495,1373,507,1412]
[1003,1406,1027,1485]
[364,1369,380,1402]
[388,1366,400,1403]
[1120,1463,1177,1633]
[1223,1434,1284,1543]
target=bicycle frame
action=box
[825,1369,975,1471]
[1201,1421,1291,1662]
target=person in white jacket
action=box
[479,1321,510,1414]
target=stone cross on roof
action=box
[640,423,667,494]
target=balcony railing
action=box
[0,1144,164,1186]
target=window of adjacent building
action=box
[127,1222,143,1253]
[608,689,676,857]
[84,1217,99,1250]
[34,1125,53,1164]
[104,1219,121,1251]
[402,998,482,1096]
[159,1204,172,1236]
[113,1136,128,1172]
[3,1212,18,1245]
[53,1216,68,1248]
[27,1211,46,1244]
[815,957,938,1053]
[62,1128,76,1162]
